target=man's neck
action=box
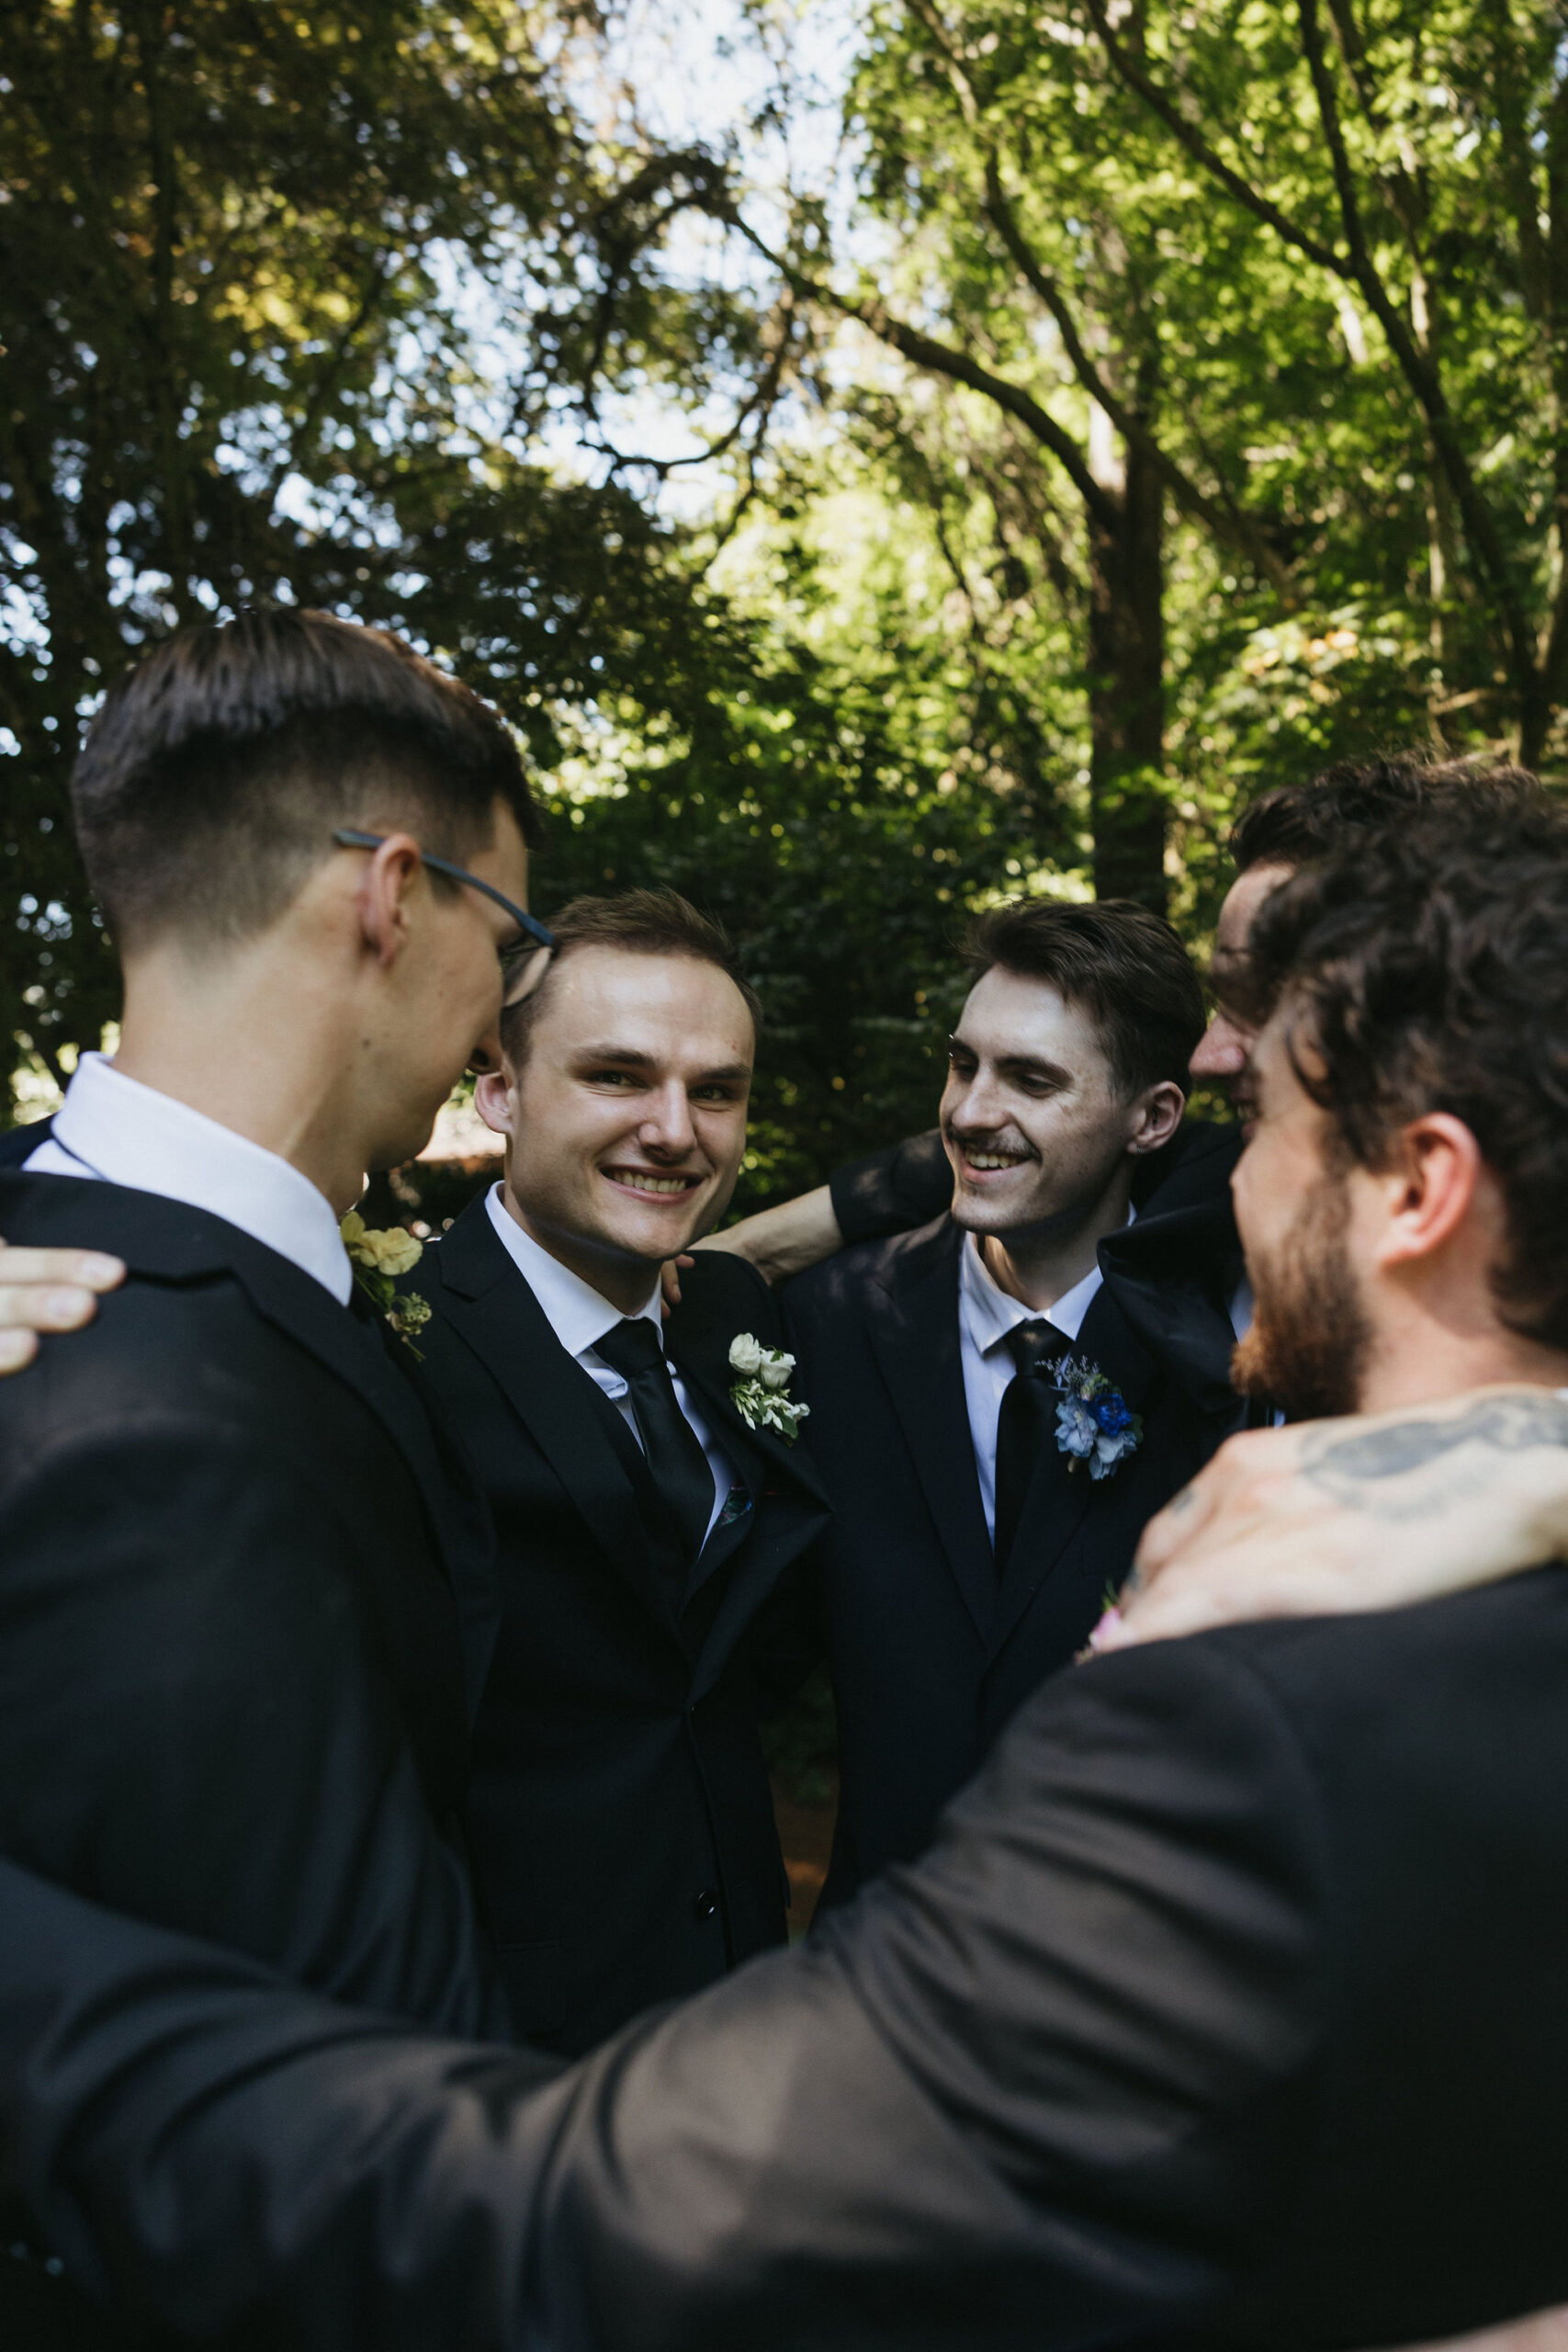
[1358,1332,1568,1416]
[499,1185,660,1318]
[974,1167,1134,1315]
[115,947,373,1214]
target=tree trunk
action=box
[1087,424,1167,910]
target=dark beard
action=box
[1232,1170,1372,1420]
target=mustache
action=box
[945,1124,1038,1159]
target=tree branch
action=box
[1081,0,1343,275]
[1488,0,1550,322]
[1321,0,1428,256]
[274,250,392,502]
[710,198,1120,527]
[1295,0,1539,704]
[979,158,1294,598]
[898,0,1294,594]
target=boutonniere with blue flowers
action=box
[728,1332,810,1443]
[1044,1351,1142,1480]
[340,1213,433,1358]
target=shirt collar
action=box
[958,1204,1135,1353]
[483,1184,660,1360]
[48,1053,352,1304]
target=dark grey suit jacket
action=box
[4,1569,1568,2349]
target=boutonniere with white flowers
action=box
[1044,1351,1142,1480]
[340,1213,433,1358]
[728,1331,810,1443]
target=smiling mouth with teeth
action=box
[604,1168,703,1195]
[959,1146,1032,1171]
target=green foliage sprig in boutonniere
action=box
[728,1331,810,1443]
[340,1213,433,1359]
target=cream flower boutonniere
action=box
[340,1212,433,1358]
[728,1331,810,1444]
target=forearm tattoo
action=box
[1301,1393,1568,1519]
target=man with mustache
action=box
[781,895,1248,1905]
[5,786,1568,2347]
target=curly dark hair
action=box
[1245,787,1568,1350]
[1229,752,1545,875]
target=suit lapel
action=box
[0,1116,48,1168]
[987,1279,1160,1662]
[665,1307,832,1695]
[427,1202,674,1634]
[0,1173,491,1720]
[378,1339,503,1722]
[865,1224,996,1641]
[218,1238,498,1640]
[667,1316,830,1531]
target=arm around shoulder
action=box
[0,1636,1332,2350]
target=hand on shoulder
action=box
[0,1238,126,1372]
[1096,1385,1568,1651]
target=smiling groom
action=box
[400,889,829,2052]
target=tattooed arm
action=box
[1096,1385,1568,1651]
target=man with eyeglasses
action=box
[0,608,831,2101]
[0,608,552,2341]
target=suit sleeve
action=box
[829,1129,951,1244]
[0,1640,1329,2351]
[0,1416,506,2041]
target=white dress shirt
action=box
[958,1216,1133,1544]
[26,1052,352,1304]
[484,1185,738,1542]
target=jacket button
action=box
[692,1887,719,1921]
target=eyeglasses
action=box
[333,828,554,1004]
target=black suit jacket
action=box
[5,1568,1568,2349]
[0,1170,503,2035]
[785,1127,1247,1902]
[413,1198,830,2053]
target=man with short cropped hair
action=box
[784,897,1244,1903]
[0,608,545,2202]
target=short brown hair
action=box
[1229,753,1544,876]
[1246,786,1568,1349]
[962,899,1204,1095]
[500,888,761,1068]
[73,607,542,950]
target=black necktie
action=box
[594,1317,716,1572]
[992,1319,1072,1574]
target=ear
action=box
[1371,1113,1484,1272]
[473,1068,517,1142]
[1127,1080,1186,1157]
[355,832,424,970]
